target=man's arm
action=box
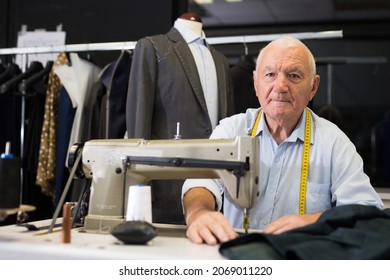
[183,187,238,245]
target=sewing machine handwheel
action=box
[68,143,85,179]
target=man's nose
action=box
[274,75,288,92]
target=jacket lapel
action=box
[166,28,209,115]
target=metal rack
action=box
[0,30,342,55]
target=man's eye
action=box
[289,73,302,80]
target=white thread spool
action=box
[126,184,152,223]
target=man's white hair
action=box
[257,36,317,77]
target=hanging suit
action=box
[100,50,132,139]
[230,54,258,114]
[126,27,234,224]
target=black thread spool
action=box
[0,157,21,209]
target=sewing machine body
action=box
[80,136,259,232]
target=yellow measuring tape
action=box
[251,107,311,215]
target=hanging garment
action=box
[0,61,43,94]
[53,74,106,206]
[0,63,21,85]
[87,80,106,140]
[54,53,101,165]
[36,53,69,197]
[371,110,390,186]
[54,87,76,205]
[22,65,55,221]
[99,50,132,139]
[0,63,5,75]
[230,54,258,114]
[0,63,22,159]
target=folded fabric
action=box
[219,204,390,260]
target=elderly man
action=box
[181,36,384,245]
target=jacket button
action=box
[204,128,211,135]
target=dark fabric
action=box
[230,55,258,114]
[21,73,55,221]
[0,63,5,75]
[100,50,132,139]
[89,80,106,140]
[0,63,21,159]
[54,87,76,206]
[219,205,390,260]
[0,63,21,84]
[372,110,390,186]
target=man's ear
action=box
[310,75,320,100]
[253,70,259,96]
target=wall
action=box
[1,0,187,66]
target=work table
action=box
[0,219,225,260]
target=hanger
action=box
[238,41,254,66]
[0,63,21,85]
[18,60,54,93]
[0,61,43,94]
[243,41,248,56]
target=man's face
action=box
[253,44,320,122]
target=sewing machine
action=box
[77,136,259,233]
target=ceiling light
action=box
[193,0,213,4]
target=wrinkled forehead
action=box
[257,41,315,75]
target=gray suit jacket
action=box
[126,27,233,140]
[126,27,234,224]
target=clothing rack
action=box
[0,30,342,55]
[0,29,343,223]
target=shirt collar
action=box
[246,108,314,144]
[174,19,207,45]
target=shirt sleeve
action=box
[181,179,224,211]
[180,112,251,213]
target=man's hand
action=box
[183,187,238,245]
[186,209,238,245]
[262,212,322,234]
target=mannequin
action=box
[126,12,234,224]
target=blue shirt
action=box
[173,20,218,129]
[182,108,384,230]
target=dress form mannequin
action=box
[126,12,234,224]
